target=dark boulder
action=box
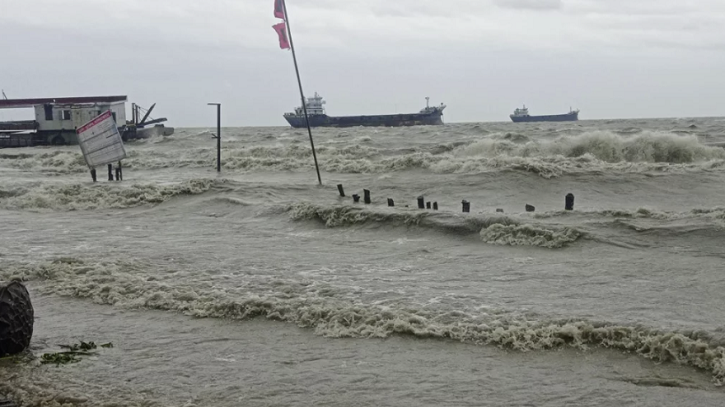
[0,281,34,356]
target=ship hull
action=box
[510,111,579,123]
[284,111,444,128]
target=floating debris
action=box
[40,341,113,366]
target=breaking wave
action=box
[480,224,581,249]
[3,259,723,385]
[3,131,723,178]
[0,179,222,211]
[534,207,725,222]
[287,203,582,248]
[0,149,87,174]
[459,131,725,163]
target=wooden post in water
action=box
[565,193,575,211]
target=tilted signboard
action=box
[77,110,127,168]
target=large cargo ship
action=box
[510,105,579,123]
[283,93,446,128]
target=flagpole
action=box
[281,0,322,186]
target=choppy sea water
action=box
[1,118,725,406]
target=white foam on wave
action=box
[455,131,725,163]
[287,203,582,249]
[0,179,221,211]
[2,258,723,385]
[3,130,723,178]
[480,224,581,249]
[429,131,725,178]
[534,207,725,222]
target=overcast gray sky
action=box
[1,0,724,126]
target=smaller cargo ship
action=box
[510,105,579,123]
[283,93,446,128]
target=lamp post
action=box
[208,103,221,172]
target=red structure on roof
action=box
[0,95,127,109]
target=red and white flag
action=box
[273,22,290,49]
[274,0,285,19]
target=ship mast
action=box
[426,97,430,109]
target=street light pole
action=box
[208,103,221,172]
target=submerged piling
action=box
[388,198,395,207]
[337,184,345,197]
[352,194,360,203]
[462,200,470,213]
[565,193,574,211]
[107,164,113,181]
[525,204,535,212]
[426,201,431,210]
[363,189,371,204]
[417,196,425,209]
[90,169,97,182]
[433,202,438,210]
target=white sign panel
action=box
[77,110,127,168]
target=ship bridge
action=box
[293,92,326,116]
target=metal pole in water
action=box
[208,103,221,172]
[217,105,221,172]
[282,0,322,185]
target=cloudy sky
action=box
[1,0,724,126]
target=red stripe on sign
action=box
[77,110,113,134]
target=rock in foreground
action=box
[0,281,34,357]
